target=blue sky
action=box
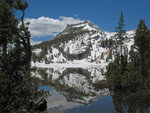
[24,0,150,43]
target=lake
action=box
[33,66,150,113]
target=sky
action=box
[24,0,150,44]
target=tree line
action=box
[106,11,150,93]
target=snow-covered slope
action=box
[32,21,135,71]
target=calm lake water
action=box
[35,66,150,113]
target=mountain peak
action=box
[61,21,100,34]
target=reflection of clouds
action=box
[46,89,81,112]
[47,102,81,113]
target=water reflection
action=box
[112,93,150,113]
[32,67,108,106]
[32,67,150,113]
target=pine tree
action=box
[115,11,126,74]
[145,30,150,76]
[0,0,43,112]
[106,11,126,90]
[116,11,126,55]
[134,19,149,77]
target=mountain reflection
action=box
[32,67,109,105]
[32,67,150,113]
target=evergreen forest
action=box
[106,12,150,93]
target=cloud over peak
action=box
[25,16,82,38]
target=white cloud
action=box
[25,16,82,38]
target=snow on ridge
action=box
[83,23,97,31]
[126,30,136,38]
[33,48,42,54]
[72,23,86,28]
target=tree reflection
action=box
[112,93,150,113]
